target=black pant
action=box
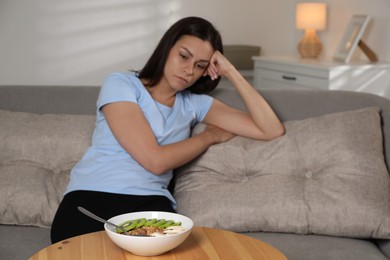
[50,190,175,243]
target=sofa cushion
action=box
[245,232,390,260]
[174,107,390,239]
[0,110,95,227]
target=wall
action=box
[318,0,390,62]
[0,0,389,86]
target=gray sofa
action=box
[0,85,389,260]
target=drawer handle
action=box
[282,75,297,81]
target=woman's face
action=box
[162,35,214,92]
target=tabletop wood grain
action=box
[30,226,287,260]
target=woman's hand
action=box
[205,51,236,80]
[203,52,285,141]
[203,124,235,144]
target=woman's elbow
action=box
[129,147,169,175]
[142,162,166,176]
[275,125,286,138]
[272,124,285,139]
[141,158,169,176]
[258,124,285,141]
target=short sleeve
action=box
[97,72,139,110]
[189,93,214,123]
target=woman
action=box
[50,16,284,243]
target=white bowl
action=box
[104,211,193,256]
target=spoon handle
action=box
[77,206,127,234]
[78,206,107,223]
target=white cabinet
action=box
[252,56,390,99]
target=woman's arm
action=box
[204,51,285,140]
[102,102,234,175]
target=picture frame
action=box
[333,15,370,63]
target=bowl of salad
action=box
[104,211,193,256]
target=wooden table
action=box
[30,226,287,260]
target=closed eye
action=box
[196,63,208,70]
[178,47,209,70]
[179,53,189,60]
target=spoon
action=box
[77,206,128,235]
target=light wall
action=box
[0,0,389,86]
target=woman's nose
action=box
[184,64,194,75]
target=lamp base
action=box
[298,29,322,59]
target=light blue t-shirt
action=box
[65,72,214,207]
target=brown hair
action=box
[137,16,223,94]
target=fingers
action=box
[207,63,219,80]
[206,51,221,80]
[205,51,235,80]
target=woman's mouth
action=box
[176,76,189,84]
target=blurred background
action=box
[0,0,389,86]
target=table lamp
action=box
[296,2,327,58]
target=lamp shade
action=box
[296,3,327,30]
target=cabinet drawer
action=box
[255,69,328,90]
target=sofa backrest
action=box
[0,86,100,115]
[1,85,389,169]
